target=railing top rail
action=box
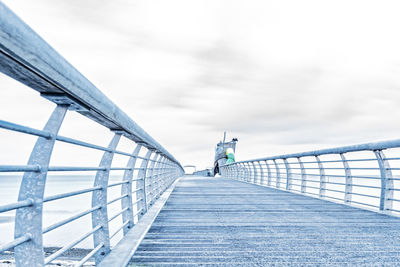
[0,3,181,168]
[231,139,400,164]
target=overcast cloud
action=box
[2,0,400,170]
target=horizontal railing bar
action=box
[388,188,400,191]
[56,135,111,152]
[350,184,380,189]
[75,242,104,267]
[323,181,346,186]
[0,234,31,253]
[43,187,102,203]
[0,120,51,138]
[132,198,143,205]
[0,165,40,172]
[133,208,144,216]
[108,207,129,223]
[132,188,143,193]
[44,225,102,265]
[109,221,130,240]
[324,195,344,202]
[349,192,379,199]
[231,138,400,164]
[107,194,129,205]
[0,199,34,213]
[304,185,320,190]
[108,180,129,188]
[43,206,101,234]
[324,188,345,194]
[48,166,106,171]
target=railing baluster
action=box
[258,161,265,185]
[146,153,159,207]
[283,159,292,190]
[121,145,141,235]
[315,156,326,198]
[251,162,257,184]
[14,104,69,267]
[137,150,153,216]
[374,150,394,211]
[340,153,352,203]
[273,160,280,188]
[91,133,121,264]
[298,157,307,193]
[265,160,272,186]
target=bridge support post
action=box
[265,160,272,186]
[283,159,292,190]
[273,160,280,188]
[340,154,352,203]
[14,105,68,267]
[374,150,394,211]
[315,156,326,198]
[298,157,307,193]
[91,133,121,264]
[258,161,265,185]
[121,145,141,235]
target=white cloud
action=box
[2,0,400,170]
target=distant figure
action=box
[225,147,235,164]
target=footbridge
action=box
[1,3,400,266]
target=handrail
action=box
[220,139,400,216]
[0,2,184,266]
[0,3,181,166]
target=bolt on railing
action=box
[0,2,184,266]
[220,140,400,216]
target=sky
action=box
[2,0,400,170]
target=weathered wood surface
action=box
[130,176,400,266]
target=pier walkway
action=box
[129,176,400,266]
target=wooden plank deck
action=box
[129,176,400,266]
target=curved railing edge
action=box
[0,2,182,169]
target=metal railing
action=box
[220,140,400,215]
[0,2,184,266]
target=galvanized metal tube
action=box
[91,133,121,264]
[14,105,68,266]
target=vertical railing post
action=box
[150,156,162,203]
[251,162,258,184]
[374,150,394,211]
[146,153,159,207]
[258,161,265,185]
[265,160,272,186]
[137,150,153,217]
[273,160,280,188]
[238,163,244,181]
[155,157,166,198]
[121,144,141,235]
[340,153,352,203]
[283,159,292,190]
[14,105,68,267]
[248,163,253,183]
[315,156,326,198]
[234,164,239,180]
[298,157,307,193]
[92,133,121,264]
